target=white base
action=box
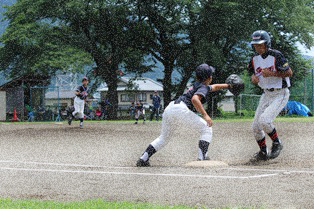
[184,160,228,168]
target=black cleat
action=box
[134,122,138,124]
[269,142,283,159]
[68,116,73,125]
[197,156,210,161]
[136,159,150,167]
[250,150,269,162]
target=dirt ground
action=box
[0,121,314,208]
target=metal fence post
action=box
[55,86,61,122]
[239,94,242,118]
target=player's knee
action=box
[259,115,273,133]
[252,120,260,132]
[200,126,212,143]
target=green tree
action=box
[1,0,150,119]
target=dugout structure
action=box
[30,87,62,122]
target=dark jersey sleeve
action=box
[194,85,210,101]
[76,86,82,93]
[248,57,255,75]
[274,51,289,72]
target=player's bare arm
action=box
[261,68,293,78]
[251,75,259,85]
[210,84,229,92]
[191,95,213,127]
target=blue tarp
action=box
[283,101,311,117]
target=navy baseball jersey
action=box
[248,49,291,89]
[152,95,161,108]
[176,82,212,111]
[75,85,88,100]
[135,104,144,111]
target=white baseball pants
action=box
[150,101,212,151]
[73,97,85,119]
[252,88,290,141]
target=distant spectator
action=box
[99,98,111,120]
[128,102,136,119]
[28,111,34,122]
[135,101,146,124]
[150,91,161,121]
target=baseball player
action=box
[248,30,293,161]
[150,90,161,121]
[136,64,240,167]
[68,77,89,128]
[134,101,146,124]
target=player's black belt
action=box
[265,88,286,92]
[174,99,181,104]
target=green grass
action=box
[1,116,314,125]
[0,199,194,209]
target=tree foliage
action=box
[1,0,314,117]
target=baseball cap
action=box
[195,64,215,82]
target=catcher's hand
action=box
[226,74,245,96]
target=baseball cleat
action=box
[250,150,269,162]
[136,159,150,167]
[134,122,138,124]
[269,142,283,159]
[80,123,83,129]
[197,156,210,161]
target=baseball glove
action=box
[226,74,245,96]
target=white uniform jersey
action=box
[248,49,290,89]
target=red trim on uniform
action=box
[257,138,266,148]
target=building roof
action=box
[98,77,163,92]
[45,91,75,99]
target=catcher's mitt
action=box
[226,74,245,96]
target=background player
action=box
[134,101,146,124]
[150,90,161,121]
[248,30,293,161]
[68,77,89,128]
[136,64,241,167]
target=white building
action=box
[97,77,163,109]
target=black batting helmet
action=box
[195,64,215,82]
[82,77,89,82]
[251,30,271,49]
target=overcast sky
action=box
[297,42,314,57]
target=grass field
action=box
[0,199,196,209]
[2,116,314,125]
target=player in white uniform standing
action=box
[136,64,241,167]
[248,30,293,161]
[68,77,89,129]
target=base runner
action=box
[68,77,89,129]
[136,64,243,167]
[248,30,293,161]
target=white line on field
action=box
[218,167,314,174]
[0,166,279,179]
[1,160,314,174]
[0,160,135,169]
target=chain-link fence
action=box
[29,87,62,122]
[239,94,262,117]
